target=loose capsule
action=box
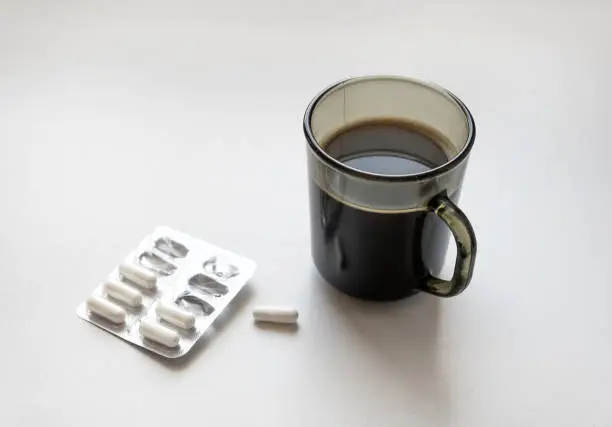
[253,306,299,324]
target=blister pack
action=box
[76,226,256,358]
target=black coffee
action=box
[309,119,457,300]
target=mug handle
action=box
[419,192,477,298]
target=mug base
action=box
[315,266,420,302]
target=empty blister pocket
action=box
[188,274,229,297]
[176,293,215,316]
[138,251,177,276]
[203,256,240,279]
[155,237,189,258]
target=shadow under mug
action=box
[304,75,477,301]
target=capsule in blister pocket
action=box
[140,319,180,348]
[103,280,143,307]
[119,262,157,289]
[156,300,196,329]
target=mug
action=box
[303,75,476,301]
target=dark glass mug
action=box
[304,76,477,301]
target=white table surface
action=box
[1,1,612,426]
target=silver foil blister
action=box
[76,226,256,358]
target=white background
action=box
[1,1,612,426]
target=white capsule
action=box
[119,262,157,289]
[156,300,196,329]
[86,295,126,324]
[253,306,299,324]
[103,280,143,307]
[140,319,180,348]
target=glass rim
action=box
[303,75,476,183]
